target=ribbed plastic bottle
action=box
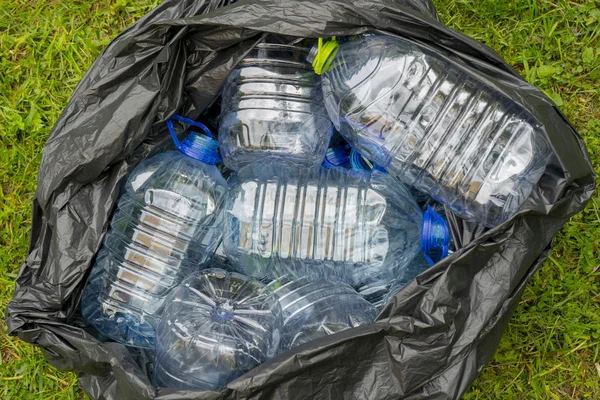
[222,164,449,289]
[153,269,282,391]
[81,116,227,348]
[269,277,377,351]
[319,34,552,227]
[219,41,332,170]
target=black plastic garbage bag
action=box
[6,0,595,399]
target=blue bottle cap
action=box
[179,132,221,165]
[349,148,387,174]
[421,205,450,266]
[322,144,351,169]
[167,115,222,165]
[350,148,370,173]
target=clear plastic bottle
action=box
[153,269,282,391]
[268,277,377,351]
[320,34,552,227]
[222,164,449,289]
[81,116,227,348]
[219,42,332,170]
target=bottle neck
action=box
[167,116,221,165]
[179,132,221,165]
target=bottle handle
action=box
[167,114,214,150]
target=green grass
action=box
[0,0,598,398]
[434,1,600,398]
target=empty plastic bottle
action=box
[81,116,227,348]
[222,164,449,289]
[268,277,377,350]
[153,269,282,391]
[219,41,332,170]
[319,34,552,227]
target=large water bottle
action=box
[222,164,449,288]
[81,116,227,348]
[219,41,332,170]
[153,269,282,391]
[319,35,552,227]
[269,277,377,351]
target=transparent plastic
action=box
[81,132,227,348]
[321,143,386,180]
[153,269,282,391]
[219,42,332,170]
[208,242,234,272]
[321,144,351,170]
[321,34,552,227]
[349,148,376,174]
[268,277,377,350]
[381,254,432,306]
[223,163,428,289]
[358,253,431,309]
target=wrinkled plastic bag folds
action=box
[7,0,595,399]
